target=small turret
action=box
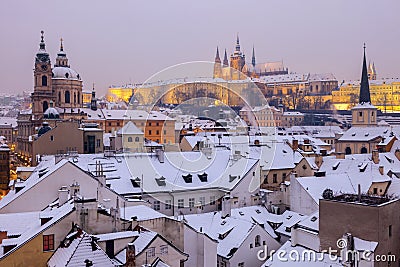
[91,84,98,111]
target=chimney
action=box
[221,195,231,219]
[125,243,136,267]
[314,154,323,169]
[335,152,345,159]
[379,165,384,175]
[70,182,80,198]
[395,149,400,161]
[156,148,164,163]
[58,186,69,206]
[292,139,299,151]
[372,150,379,164]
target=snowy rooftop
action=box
[48,231,115,267]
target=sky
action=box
[0,0,399,96]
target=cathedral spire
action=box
[235,33,241,52]
[252,46,256,67]
[223,49,229,67]
[359,43,371,104]
[215,46,221,63]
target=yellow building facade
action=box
[106,86,134,103]
[332,79,400,111]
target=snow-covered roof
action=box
[353,236,378,252]
[48,231,115,267]
[119,205,165,221]
[0,200,75,258]
[0,117,17,127]
[116,121,143,135]
[338,126,391,142]
[179,211,257,258]
[296,211,319,232]
[114,230,158,263]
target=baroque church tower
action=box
[32,31,55,117]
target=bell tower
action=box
[351,44,377,127]
[32,31,55,118]
[213,46,222,79]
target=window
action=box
[65,91,70,103]
[163,130,167,135]
[189,198,195,208]
[117,122,120,126]
[108,122,112,126]
[147,247,155,257]
[43,234,54,251]
[255,235,261,247]
[165,200,172,210]
[149,130,152,135]
[128,137,133,142]
[50,135,54,141]
[273,174,277,183]
[153,200,160,211]
[373,188,378,195]
[178,199,184,209]
[389,225,392,237]
[199,196,205,206]
[156,122,159,126]
[238,263,244,267]
[282,173,287,182]
[96,139,101,148]
[359,111,362,117]
[156,130,160,135]
[149,122,152,126]
[210,196,216,205]
[42,75,47,86]
[135,137,140,142]
[160,245,168,255]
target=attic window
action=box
[255,209,261,214]
[359,163,368,172]
[198,172,208,182]
[310,216,317,222]
[332,162,340,170]
[286,215,292,220]
[155,176,166,186]
[229,175,237,182]
[285,227,291,232]
[365,133,369,137]
[352,133,356,136]
[239,211,244,216]
[221,220,226,225]
[182,174,192,183]
[131,177,141,187]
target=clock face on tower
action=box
[41,65,48,71]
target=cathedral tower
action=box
[230,35,246,80]
[213,46,222,79]
[32,31,55,117]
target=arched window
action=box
[58,92,61,105]
[74,92,76,104]
[360,147,367,154]
[135,137,140,142]
[255,235,261,247]
[43,101,48,113]
[77,92,80,104]
[128,137,133,142]
[345,147,352,155]
[65,91,70,103]
[42,75,47,86]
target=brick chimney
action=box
[372,150,379,164]
[292,139,299,151]
[395,149,400,161]
[315,154,323,169]
[379,165,384,175]
[126,243,136,267]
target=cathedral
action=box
[213,35,288,80]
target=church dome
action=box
[38,122,52,137]
[52,66,81,80]
[43,107,60,119]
